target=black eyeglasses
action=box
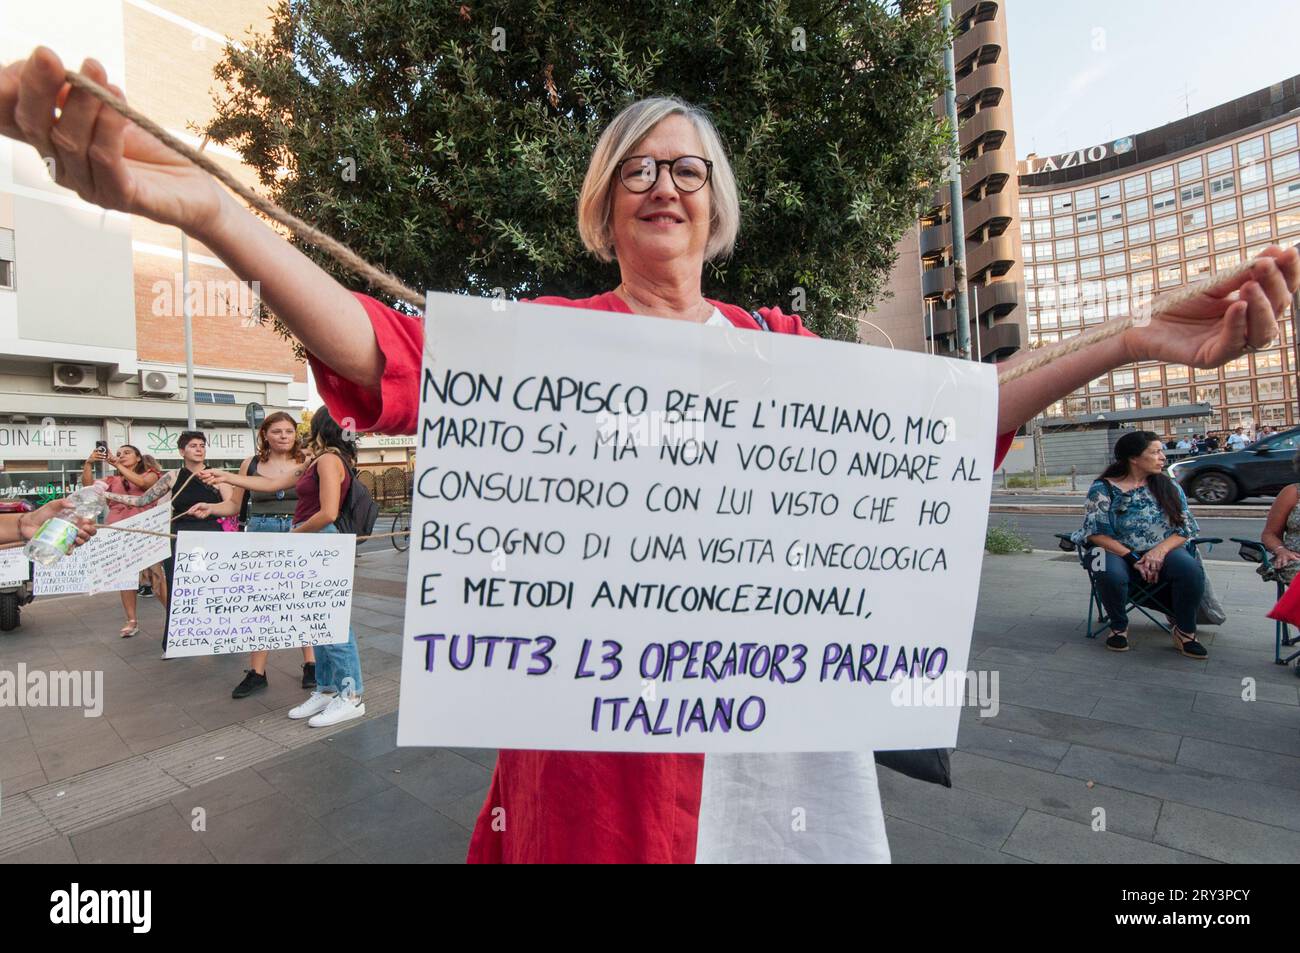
[616,155,713,193]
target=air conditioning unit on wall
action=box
[52,363,98,391]
[139,369,180,396]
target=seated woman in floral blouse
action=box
[1072,430,1207,658]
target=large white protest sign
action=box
[33,503,170,595]
[0,547,30,588]
[397,293,997,753]
[165,532,356,658]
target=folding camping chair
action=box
[1229,537,1300,666]
[1054,533,1222,640]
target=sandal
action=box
[1170,625,1208,659]
[119,620,139,639]
[1105,628,1129,652]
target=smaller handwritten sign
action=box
[165,531,356,658]
[33,504,170,595]
[0,548,30,588]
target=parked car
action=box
[1167,426,1300,504]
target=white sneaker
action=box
[288,691,335,720]
[307,694,365,728]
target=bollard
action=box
[1033,467,1040,490]
[1070,465,1077,492]
[1001,467,1007,489]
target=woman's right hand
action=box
[198,469,229,486]
[0,48,225,237]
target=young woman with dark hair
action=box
[201,407,365,726]
[82,443,159,637]
[1071,430,1208,657]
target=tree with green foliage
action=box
[206,0,952,341]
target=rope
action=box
[96,523,412,545]
[62,70,427,312]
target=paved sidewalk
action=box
[1,548,1297,863]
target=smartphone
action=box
[95,440,108,456]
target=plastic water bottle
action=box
[23,481,110,567]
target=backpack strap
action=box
[749,310,771,332]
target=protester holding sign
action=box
[82,444,160,638]
[2,51,1298,864]
[181,412,319,698]
[202,408,365,727]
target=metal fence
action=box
[356,466,413,509]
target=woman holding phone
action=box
[82,443,160,637]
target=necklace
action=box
[616,283,711,323]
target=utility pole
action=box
[940,2,971,360]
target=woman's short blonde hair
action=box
[577,97,740,263]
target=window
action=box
[1275,180,1300,206]
[1127,222,1150,244]
[1213,224,1239,249]
[1254,349,1283,373]
[1180,182,1205,205]
[1248,240,1273,260]
[1206,146,1233,173]
[1035,264,1054,283]
[1129,245,1153,268]
[1059,307,1080,327]
[1102,228,1125,249]
[1168,388,1191,405]
[1270,124,1298,153]
[1196,366,1220,381]
[1257,377,1286,400]
[1273,152,1300,180]
[1033,219,1052,238]
[1237,136,1265,165]
[1216,250,1242,271]
[1153,190,1177,212]
[1038,308,1058,327]
[1260,403,1289,424]
[1244,216,1272,241]
[1080,256,1101,276]
[1124,174,1147,197]
[1100,206,1124,227]
[1140,391,1165,408]
[1240,190,1268,215]
[1184,232,1209,255]
[1139,367,1162,386]
[1057,261,1077,281]
[0,228,13,291]
[1155,214,1178,237]
[1156,240,1180,262]
[1055,238,1076,259]
[1052,193,1073,213]
[1209,173,1235,196]
[1125,197,1149,220]
[1166,364,1189,384]
[1066,397,1088,416]
[1132,270,1154,294]
[1211,199,1236,223]
[1112,369,1134,389]
[1076,210,1098,231]
[1104,251,1126,273]
[1031,197,1049,217]
[1074,187,1097,209]
[1196,384,1221,403]
[1025,287,1037,306]
[1098,181,1121,204]
[1090,397,1112,412]
[1178,156,1204,182]
[1158,263,1182,287]
[1279,209,1300,235]
[1035,241,1053,260]
[1077,233,1099,255]
[1022,243,1034,262]
[1018,198,1030,217]
[1226,381,1252,404]
[1223,356,1250,378]
[1150,166,1174,189]
[1240,161,1267,188]
[1112,393,1136,411]
[1039,284,1058,305]
[1187,257,1211,279]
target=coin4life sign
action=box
[397,293,997,753]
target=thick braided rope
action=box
[62,70,427,311]
[61,69,1282,386]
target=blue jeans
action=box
[247,514,294,534]
[1091,546,1204,634]
[308,523,364,696]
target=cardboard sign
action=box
[397,293,997,752]
[165,531,356,657]
[0,548,30,588]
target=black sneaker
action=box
[301,662,317,690]
[138,584,153,597]
[1105,631,1130,652]
[232,670,268,699]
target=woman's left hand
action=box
[1122,246,1299,366]
[1136,550,1165,583]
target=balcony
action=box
[956,18,1003,59]
[971,280,1022,321]
[922,264,956,298]
[968,233,1018,281]
[956,58,1010,105]
[979,319,1022,361]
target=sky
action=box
[1005,0,1300,160]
